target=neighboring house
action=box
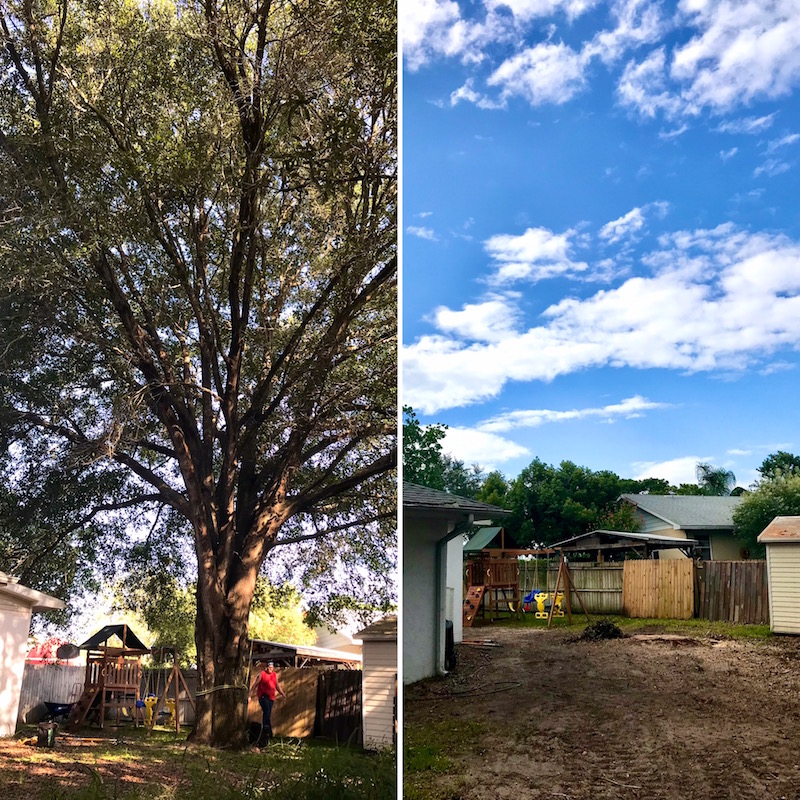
[312,621,363,657]
[618,494,744,560]
[0,573,65,737]
[355,615,397,750]
[403,482,510,684]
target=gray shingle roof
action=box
[403,482,510,516]
[355,615,397,640]
[619,493,742,529]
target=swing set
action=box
[139,647,196,734]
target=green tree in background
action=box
[402,407,447,489]
[733,474,800,557]
[696,463,736,496]
[402,406,485,498]
[0,0,396,747]
[757,451,800,482]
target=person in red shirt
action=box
[255,661,286,742]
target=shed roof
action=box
[0,572,65,612]
[619,494,742,529]
[403,482,510,516]
[78,625,150,653]
[463,526,502,552]
[757,516,800,543]
[355,615,397,641]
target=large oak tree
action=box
[0,0,396,746]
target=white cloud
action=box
[599,201,669,245]
[451,79,507,109]
[716,114,776,134]
[440,426,531,468]
[599,207,645,244]
[583,0,666,65]
[407,225,438,240]
[402,0,464,70]
[617,48,684,117]
[753,159,791,177]
[659,124,689,140]
[727,448,752,456]
[484,0,599,23]
[670,0,800,113]
[766,132,800,152]
[431,295,521,342]
[720,146,738,161]
[479,395,672,432]
[484,226,588,283]
[487,42,588,106]
[632,455,710,486]
[403,224,800,413]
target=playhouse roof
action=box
[78,624,150,653]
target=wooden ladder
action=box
[463,585,485,628]
[66,687,99,731]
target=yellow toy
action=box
[534,591,549,619]
[143,695,158,728]
[166,698,176,727]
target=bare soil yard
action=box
[405,624,800,800]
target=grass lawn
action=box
[476,610,773,639]
[0,727,396,800]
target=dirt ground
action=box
[405,625,800,800]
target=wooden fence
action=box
[622,560,695,619]
[695,560,769,624]
[21,664,361,740]
[17,664,84,725]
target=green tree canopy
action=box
[402,406,485,498]
[696,463,736,496]
[0,0,395,746]
[733,475,800,557]
[757,451,800,482]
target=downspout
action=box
[436,515,473,675]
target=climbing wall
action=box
[463,585,485,628]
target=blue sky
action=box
[401,0,800,489]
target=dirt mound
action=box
[576,619,625,642]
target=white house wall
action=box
[446,537,463,644]
[361,640,397,749]
[0,597,34,737]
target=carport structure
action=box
[248,639,362,668]
[553,529,700,561]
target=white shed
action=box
[0,572,65,736]
[354,615,396,750]
[758,516,800,634]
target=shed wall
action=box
[0,599,33,737]
[361,640,396,749]
[766,545,800,634]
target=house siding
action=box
[403,512,444,683]
[361,640,396,749]
[765,545,800,634]
[0,599,34,737]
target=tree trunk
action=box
[188,580,254,747]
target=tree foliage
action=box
[695,463,736,496]
[733,475,800,557]
[402,406,484,498]
[0,0,396,746]
[757,451,800,482]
